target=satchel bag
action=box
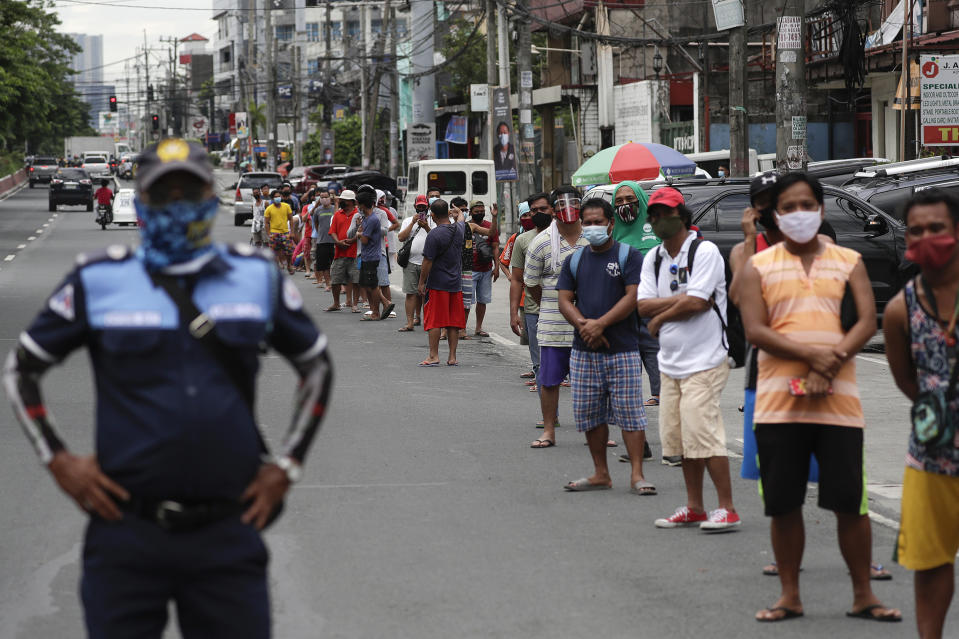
[397,222,421,268]
[476,236,494,264]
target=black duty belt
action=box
[120,497,244,532]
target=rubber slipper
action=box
[530,438,555,449]
[870,562,893,580]
[756,607,804,622]
[413,319,421,326]
[324,305,341,312]
[845,604,902,622]
[418,361,439,367]
[631,480,657,496]
[360,316,379,321]
[397,326,414,332]
[520,371,536,379]
[564,477,612,491]
[528,385,538,392]
[762,562,803,576]
[459,334,472,340]
[351,307,361,313]
[474,330,490,337]
[560,381,570,387]
[644,396,660,406]
[447,362,458,366]
[379,303,395,321]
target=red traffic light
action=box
[109,95,117,112]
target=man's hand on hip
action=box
[242,464,290,530]
[48,451,129,521]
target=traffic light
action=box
[109,95,117,112]
[151,114,159,131]
[147,85,154,102]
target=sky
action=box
[53,0,217,88]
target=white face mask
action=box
[775,209,821,244]
[499,133,510,147]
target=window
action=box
[825,196,870,234]
[330,21,342,39]
[371,19,382,33]
[346,20,360,37]
[275,24,293,42]
[714,193,752,231]
[471,171,488,196]
[408,166,419,192]
[396,18,408,36]
[306,22,320,42]
[307,59,319,76]
[427,171,466,195]
[865,187,911,220]
[217,16,229,40]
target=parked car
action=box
[111,188,138,226]
[585,178,914,320]
[294,164,353,195]
[841,156,959,221]
[322,170,397,197]
[28,156,59,187]
[806,158,890,185]
[49,168,94,211]
[233,171,284,226]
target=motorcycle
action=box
[96,204,113,230]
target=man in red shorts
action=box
[417,198,466,366]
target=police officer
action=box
[3,138,333,638]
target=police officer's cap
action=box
[136,138,214,192]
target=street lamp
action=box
[652,50,663,80]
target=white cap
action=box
[375,189,385,202]
[339,189,356,200]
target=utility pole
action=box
[775,0,807,172]
[246,2,256,165]
[728,25,748,177]
[485,0,496,165]
[144,30,151,146]
[389,3,400,180]
[899,0,912,161]
[516,0,533,198]
[323,0,332,126]
[496,0,512,230]
[360,4,369,169]
[293,44,302,167]
[410,0,434,128]
[265,0,277,171]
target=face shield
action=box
[553,193,581,223]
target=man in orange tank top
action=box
[736,173,900,623]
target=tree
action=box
[247,101,266,143]
[304,113,361,167]
[0,1,96,153]
[439,18,487,106]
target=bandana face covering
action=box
[616,202,638,223]
[135,196,220,271]
[520,217,535,231]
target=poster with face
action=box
[491,87,517,182]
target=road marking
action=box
[867,483,903,500]
[297,482,449,489]
[17,244,25,249]
[488,331,520,347]
[42,223,49,228]
[868,511,900,531]
[857,354,889,366]
[4,255,14,262]
[35,229,43,234]
[27,236,36,241]
[52,214,57,218]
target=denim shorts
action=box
[472,269,492,304]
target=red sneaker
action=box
[700,508,742,533]
[654,506,708,528]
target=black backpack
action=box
[653,239,746,368]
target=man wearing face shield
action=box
[523,186,589,448]
[3,139,334,637]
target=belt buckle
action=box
[189,314,215,338]
[155,500,185,530]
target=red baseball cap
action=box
[647,187,685,210]
[414,194,429,206]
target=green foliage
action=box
[304,113,361,167]
[440,18,487,105]
[0,150,22,177]
[247,102,266,142]
[0,1,97,154]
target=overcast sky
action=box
[53,0,217,86]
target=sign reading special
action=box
[920,54,959,145]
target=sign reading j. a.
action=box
[920,54,959,145]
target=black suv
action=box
[587,178,914,319]
[841,162,959,222]
[49,168,94,211]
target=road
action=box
[0,176,928,638]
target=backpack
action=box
[653,239,746,368]
[568,242,630,280]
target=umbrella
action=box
[571,142,697,187]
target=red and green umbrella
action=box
[571,142,697,187]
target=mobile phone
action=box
[788,377,833,396]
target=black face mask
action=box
[616,202,638,223]
[471,213,485,223]
[532,211,552,228]
[758,207,778,231]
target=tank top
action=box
[904,278,959,476]
[751,243,864,427]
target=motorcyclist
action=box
[94,179,114,216]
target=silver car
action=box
[233,172,283,226]
[29,157,59,187]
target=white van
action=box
[685,149,759,177]
[405,159,495,218]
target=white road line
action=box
[17,244,25,249]
[4,255,15,262]
[868,511,900,531]
[488,331,520,347]
[35,229,43,234]
[52,214,57,218]
[856,354,889,366]
[42,223,49,228]
[27,236,36,241]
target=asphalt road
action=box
[0,177,934,638]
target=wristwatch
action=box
[276,455,302,483]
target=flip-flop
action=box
[447,362,459,366]
[631,480,657,496]
[845,605,902,622]
[530,438,555,449]
[644,396,660,406]
[474,331,490,337]
[379,303,395,321]
[870,563,893,580]
[564,478,612,491]
[762,562,804,576]
[360,316,379,321]
[520,371,536,379]
[413,319,421,326]
[606,440,618,447]
[351,307,361,313]
[528,385,538,392]
[324,305,341,312]
[459,334,472,340]
[756,607,804,622]
[418,361,439,367]
[397,326,414,332]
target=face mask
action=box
[758,207,778,230]
[134,196,219,272]
[532,212,552,228]
[775,209,821,244]
[499,133,510,147]
[652,215,685,240]
[428,197,438,205]
[520,217,535,231]
[717,170,726,177]
[616,201,638,223]
[905,234,958,270]
[582,224,611,246]
[553,195,581,224]
[471,213,485,223]
[273,197,282,205]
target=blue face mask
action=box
[273,197,282,205]
[582,224,611,246]
[134,196,220,271]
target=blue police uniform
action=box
[10,243,329,638]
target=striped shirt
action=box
[752,243,864,427]
[523,228,587,347]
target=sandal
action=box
[520,371,536,379]
[324,305,342,312]
[530,438,555,449]
[474,330,490,337]
[845,604,902,622]
[397,326,415,332]
[756,607,804,622]
[644,396,660,406]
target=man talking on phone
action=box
[734,173,900,623]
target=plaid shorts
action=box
[570,349,647,432]
[269,232,294,255]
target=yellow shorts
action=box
[659,362,730,459]
[896,466,959,571]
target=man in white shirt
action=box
[397,194,436,331]
[636,187,740,533]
